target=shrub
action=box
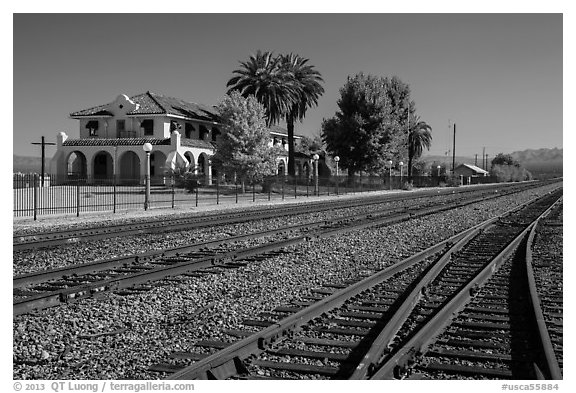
[491,164,533,182]
[401,181,413,191]
[444,174,462,187]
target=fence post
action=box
[306,179,309,197]
[33,174,38,221]
[171,176,175,209]
[195,185,198,207]
[294,177,297,199]
[235,180,238,203]
[252,181,255,202]
[268,178,271,201]
[76,179,80,217]
[113,176,117,214]
[216,178,220,205]
[282,178,285,200]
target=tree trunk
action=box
[287,117,295,176]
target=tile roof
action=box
[70,92,220,122]
[63,138,171,147]
[180,139,216,149]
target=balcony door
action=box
[117,120,125,138]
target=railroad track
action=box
[15,184,534,315]
[13,180,558,251]
[142,188,561,380]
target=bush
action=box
[491,165,533,182]
[444,174,462,187]
[401,181,413,191]
[179,172,201,193]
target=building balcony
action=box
[118,131,138,138]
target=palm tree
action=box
[408,117,432,178]
[279,54,324,175]
[226,50,298,126]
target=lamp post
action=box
[437,165,441,177]
[399,161,404,183]
[313,154,319,196]
[388,160,393,190]
[334,156,340,176]
[143,143,153,210]
[334,156,340,195]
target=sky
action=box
[12,12,563,160]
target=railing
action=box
[13,173,495,220]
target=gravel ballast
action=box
[13,185,560,380]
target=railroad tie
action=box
[419,361,513,378]
[266,347,349,362]
[295,337,360,348]
[426,348,513,362]
[249,359,340,377]
[222,329,256,338]
[148,364,184,373]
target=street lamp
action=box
[313,154,320,196]
[333,156,340,195]
[388,160,393,178]
[143,143,153,210]
[437,165,441,177]
[399,161,404,182]
[334,156,340,176]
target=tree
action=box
[211,91,284,192]
[321,73,402,175]
[279,54,325,176]
[407,117,432,177]
[226,50,297,126]
[491,153,520,168]
[296,134,324,156]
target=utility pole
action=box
[475,154,478,166]
[452,123,456,174]
[486,154,489,171]
[31,136,56,187]
[482,147,486,170]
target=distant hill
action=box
[422,148,562,178]
[509,148,562,177]
[13,155,48,173]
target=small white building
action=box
[50,92,301,185]
[453,163,490,177]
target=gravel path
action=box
[13,184,559,380]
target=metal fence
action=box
[13,173,497,219]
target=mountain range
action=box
[422,148,562,177]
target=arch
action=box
[66,151,87,180]
[198,152,212,185]
[197,153,209,175]
[184,151,196,172]
[277,160,286,176]
[150,151,167,184]
[93,150,113,182]
[119,151,140,185]
[303,162,311,179]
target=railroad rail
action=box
[146,189,561,380]
[13,180,558,251]
[14,183,540,315]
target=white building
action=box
[50,92,301,185]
